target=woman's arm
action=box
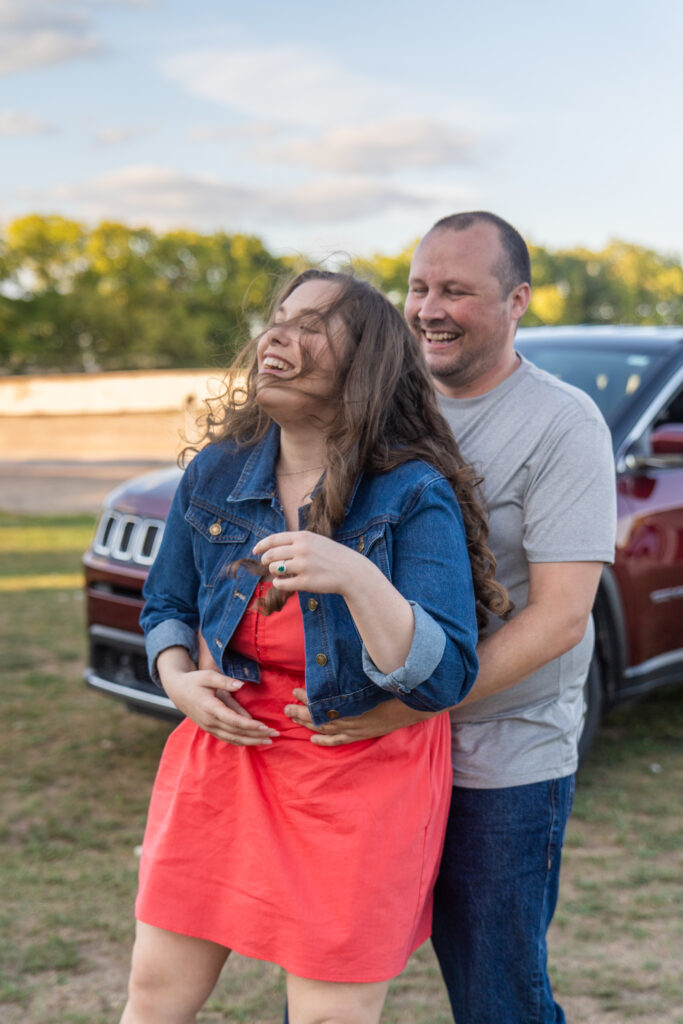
[253,531,415,674]
[254,475,479,710]
[140,463,202,679]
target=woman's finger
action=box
[252,532,297,557]
[211,694,278,735]
[260,544,296,569]
[268,557,300,579]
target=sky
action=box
[1,0,682,263]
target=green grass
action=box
[1,511,682,1022]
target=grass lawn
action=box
[1,511,682,1023]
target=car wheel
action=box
[577,652,603,765]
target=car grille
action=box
[92,639,155,689]
[93,511,165,565]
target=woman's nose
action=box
[267,322,292,346]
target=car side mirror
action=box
[623,424,683,471]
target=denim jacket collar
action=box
[226,424,280,504]
[226,423,363,515]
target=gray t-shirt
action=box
[438,355,616,788]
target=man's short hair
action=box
[431,211,531,297]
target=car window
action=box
[654,384,683,429]
[517,345,666,424]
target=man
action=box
[284,212,616,1023]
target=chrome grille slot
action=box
[93,511,119,554]
[92,511,166,566]
[112,516,139,560]
[140,524,159,560]
[135,521,163,565]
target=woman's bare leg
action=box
[285,973,390,1024]
[120,921,230,1024]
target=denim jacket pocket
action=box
[337,521,390,578]
[185,501,252,589]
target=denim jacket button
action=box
[326,709,340,720]
[209,521,222,536]
[315,653,328,666]
[307,598,319,611]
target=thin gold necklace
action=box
[276,464,325,477]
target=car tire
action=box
[577,652,604,765]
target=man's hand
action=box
[284,688,435,746]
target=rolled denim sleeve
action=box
[146,619,199,685]
[361,602,447,696]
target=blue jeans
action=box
[432,776,575,1024]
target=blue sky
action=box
[2,0,682,262]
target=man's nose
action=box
[417,292,445,322]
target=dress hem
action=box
[134,908,430,984]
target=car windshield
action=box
[516,344,667,424]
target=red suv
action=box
[82,326,683,758]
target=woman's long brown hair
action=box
[188,269,511,631]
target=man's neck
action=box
[434,350,521,400]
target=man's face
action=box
[405,223,525,397]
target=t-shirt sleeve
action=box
[522,412,616,564]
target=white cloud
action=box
[0,109,56,135]
[0,1,99,74]
[0,0,148,75]
[161,45,402,127]
[256,118,479,173]
[0,27,100,75]
[46,164,435,230]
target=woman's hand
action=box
[252,530,370,597]
[157,647,279,746]
[254,530,415,675]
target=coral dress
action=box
[136,582,452,983]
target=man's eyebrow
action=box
[408,276,467,287]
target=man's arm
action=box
[284,560,604,745]
[458,560,603,706]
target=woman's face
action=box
[256,278,346,426]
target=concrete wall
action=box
[0,368,223,416]
[0,369,225,461]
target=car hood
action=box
[104,465,182,519]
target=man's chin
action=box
[425,358,464,383]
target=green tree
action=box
[0,217,290,373]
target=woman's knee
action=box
[285,974,390,1024]
[125,923,229,1023]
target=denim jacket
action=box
[141,425,479,726]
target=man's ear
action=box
[510,282,531,321]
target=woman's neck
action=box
[276,425,328,477]
[275,427,327,530]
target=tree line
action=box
[1,215,681,374]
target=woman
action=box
[122,270,509,1024]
